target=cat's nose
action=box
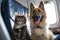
[19,22,21,25]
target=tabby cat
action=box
[13,13,30,40]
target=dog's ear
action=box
[39,1,44,10]
[30,3,34,10]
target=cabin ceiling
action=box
[15,0,53,8]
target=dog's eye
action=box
[40,15,43,22]
[40,15,42,19]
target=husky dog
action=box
[30,1,54,40]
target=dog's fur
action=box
[30,1,54,40]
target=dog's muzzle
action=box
[32,14,43,22]
[32,14,43,25]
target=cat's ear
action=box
[30,3,34,10]
[23,13,27,18]
[15,12,19,17]
[39,1,44,10]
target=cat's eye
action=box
[17,18,20,21]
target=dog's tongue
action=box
[35,20,40,25]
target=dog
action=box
[30,1,54,40]
[13,13,30,40]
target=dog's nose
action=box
[35,15,42,19]
[36,15,43,21]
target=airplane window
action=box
[44,1,58,27]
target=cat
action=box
[13,13,30,40]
